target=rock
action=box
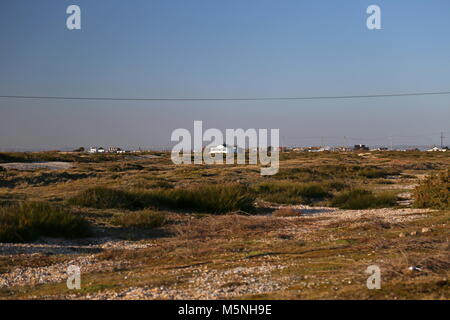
[399,232,405,238]
[408,266,422,272]
[410,231,417,236]
[421,227,431,233]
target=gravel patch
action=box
[0,162,74,171]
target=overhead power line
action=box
[1,90,450,102]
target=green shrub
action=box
[253,181,330,205]
[112,210,166,229]
[0,202,91,242]
[107,163,144,172]
[322,181,348,191]
[138,180,174,189]
[68,184,255,214]
[330,189,397,209]
[149,184,255,213]
[273,165,401,182]
[358,167,400,179]
[148,180,174,189]
[413,170,450,209]
[67,187,141,210]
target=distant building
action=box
[314,146,332,152]
[427,146,448,152]
[333,146,353,152]
[108,146,122,153]
[373,147,389,151]
[305,146,322,152]
[354,144,369,151]
[89,147,105,154]
[209,144,243,154]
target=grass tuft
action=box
[330,189,397,209]
[0,202,90,243]
[112,210,166,229]
[253,181,331,205]
[68,184,255,214]
[67,187,141,210]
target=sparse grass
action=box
[414,170,450,209]
[0,202,91,242]
[112,210,166,229]
[330,189,398,209]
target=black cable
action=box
[1,90,450,101]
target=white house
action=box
[108,146,122,153]
[209,144,243,155]
[89,147,105,154]
[427,146,448,152]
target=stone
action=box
[421,227,431,233]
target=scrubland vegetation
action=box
[68,184,255,213]
[0,150,448,299]
[330,189,398,209]
[112,210,166,229]
[414,170,450,209]
[0,202,90,242]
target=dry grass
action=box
[172,214,292,240]
[112,210,166,229]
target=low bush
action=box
[68,184,255,214]
[358,167,401,179]
[273,165,401,182]
[330,189,397,209]
[67,187,141,210]
[151,184,255,213]
[253,181,330,205]
[112,210,166,229]
[413,170,450,209]
[0,202,91,242]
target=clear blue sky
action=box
[1,0,449,150]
